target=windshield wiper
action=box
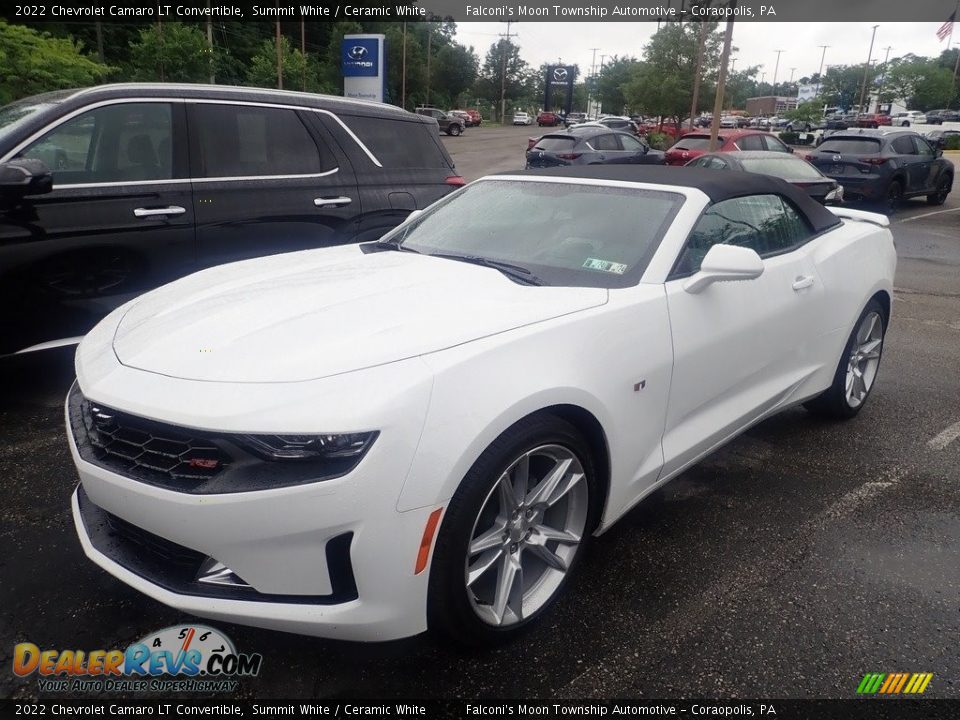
[429,253,546,286]
[372,238,421,253]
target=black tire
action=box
[882,180,903,215]
[927,175,952,206]
[447,124,461,137]
[428,414,598,646]
[902,121,910,127]
[804,298,886,419]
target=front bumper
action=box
[66,361,441,641]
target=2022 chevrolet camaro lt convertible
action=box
[68,166,896,645]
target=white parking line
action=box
[899,207,960,223]
[928,420,960,450]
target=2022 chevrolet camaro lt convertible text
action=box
[67,166,896,645]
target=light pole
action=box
[858,25,879,117]
[816,45,830,97]
[876,46,892,113]
[771,49,784,96]
[789,67,796,83]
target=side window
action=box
[620,135,646,151]
[737,134,765,151]
[594,134,621,151]
[762,134,789,152]
[192,104,325,178]
[912,136,934,157]
[20,103,174,184]
[672,195,812,277]
[708,157,730,169]
[345,115,449,168]
[891,136,917,155]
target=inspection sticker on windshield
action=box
[583,258,628,274]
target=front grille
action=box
[77,486,358,604]
[69,384,231,492]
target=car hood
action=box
[112,246,608,383]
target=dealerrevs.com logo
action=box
[13,625,262,693]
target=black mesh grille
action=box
[69,384,231,492]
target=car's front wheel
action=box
[805,299,886,419]
[428,415,597,646]
[447,124,462,136]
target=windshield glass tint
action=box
[534,137,577,151]
[740,157,825,180]
[673,137,715,150]
[0,101,54,142]
[817,139,882,154]
[381,179,684,288]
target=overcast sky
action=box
[454,22,958,83]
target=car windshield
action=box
[533,137,577,151]
[817,138,882,154]
[379,179,684,289]
[740,157,826,180]
[0,100,57,144]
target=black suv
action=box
[414,107,466,136]
[0,84,464,356]
[807,129,953,212]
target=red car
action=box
[465,109,482,126]
[537,111,562,127]
[854,114,892,128]
[664,130,792,166]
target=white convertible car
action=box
[68,166,895,645]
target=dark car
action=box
[685,151,844,205]
[526,128,665,168]
[595,117,642,135]
[664,130,791,166]
[0,84,464,356]
[806,129,953,212]
[414,106,465,136]
[924,128,960,150]
[923,109,958,125]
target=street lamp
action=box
[816,45,830,97]
[857,25,879,117]
[772,49,784,95]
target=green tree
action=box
[595,56,640,114]
[127,22,215,83]
[784,100,823,124]
[883,55,955,111]
[247,35,332,93]
[622,22,723,121]
[820,65,864,111]
[476,39,530,121]
[0,20,108,104]
[433,42,478,107]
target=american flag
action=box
[936,12,955,41]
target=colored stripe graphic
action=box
[857,672,932,694]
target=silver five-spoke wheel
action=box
[465,444,588,627]
[846,310,883,408]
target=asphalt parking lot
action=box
[2,125,959,700]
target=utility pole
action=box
[300,18,306,91]
[157,19,165,82]
[952,41,960,103]
[426,24,432,106]
[498,21,516,123]
[95,22,104,64]
[709,2,737,151]
[816,45,830,96]
[771,49,784,96]
[206,2,215,84]
[857,25,879,117]
[588,47,599,114]
[275,15,283,89]
[877,46,893,113]
[789,67,796,83]
[402,23,407,109]
[689,21,709,130]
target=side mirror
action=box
[683,244,764,294]
[936,148,944,158]
[786,146,795,154]
[0,159,53,198]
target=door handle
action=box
[134,206,186,218]
[792,275,815,291]
[314,197,352,208]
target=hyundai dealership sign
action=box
[342,34,386,103]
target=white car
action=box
[891,111,927,127]
[513,111,532,126]
[68,167,895,645]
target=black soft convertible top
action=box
[502,165,842,234]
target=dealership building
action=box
[745,95,800,116]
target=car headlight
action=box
[239,432,378,461]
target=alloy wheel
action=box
[464,444,588,627]
[845,311,883,408]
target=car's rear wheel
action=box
[804,299,885,419]
[428,415,596,646]
[883,180,903,214]
[447,124,461,136]
[927,175,951,206]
